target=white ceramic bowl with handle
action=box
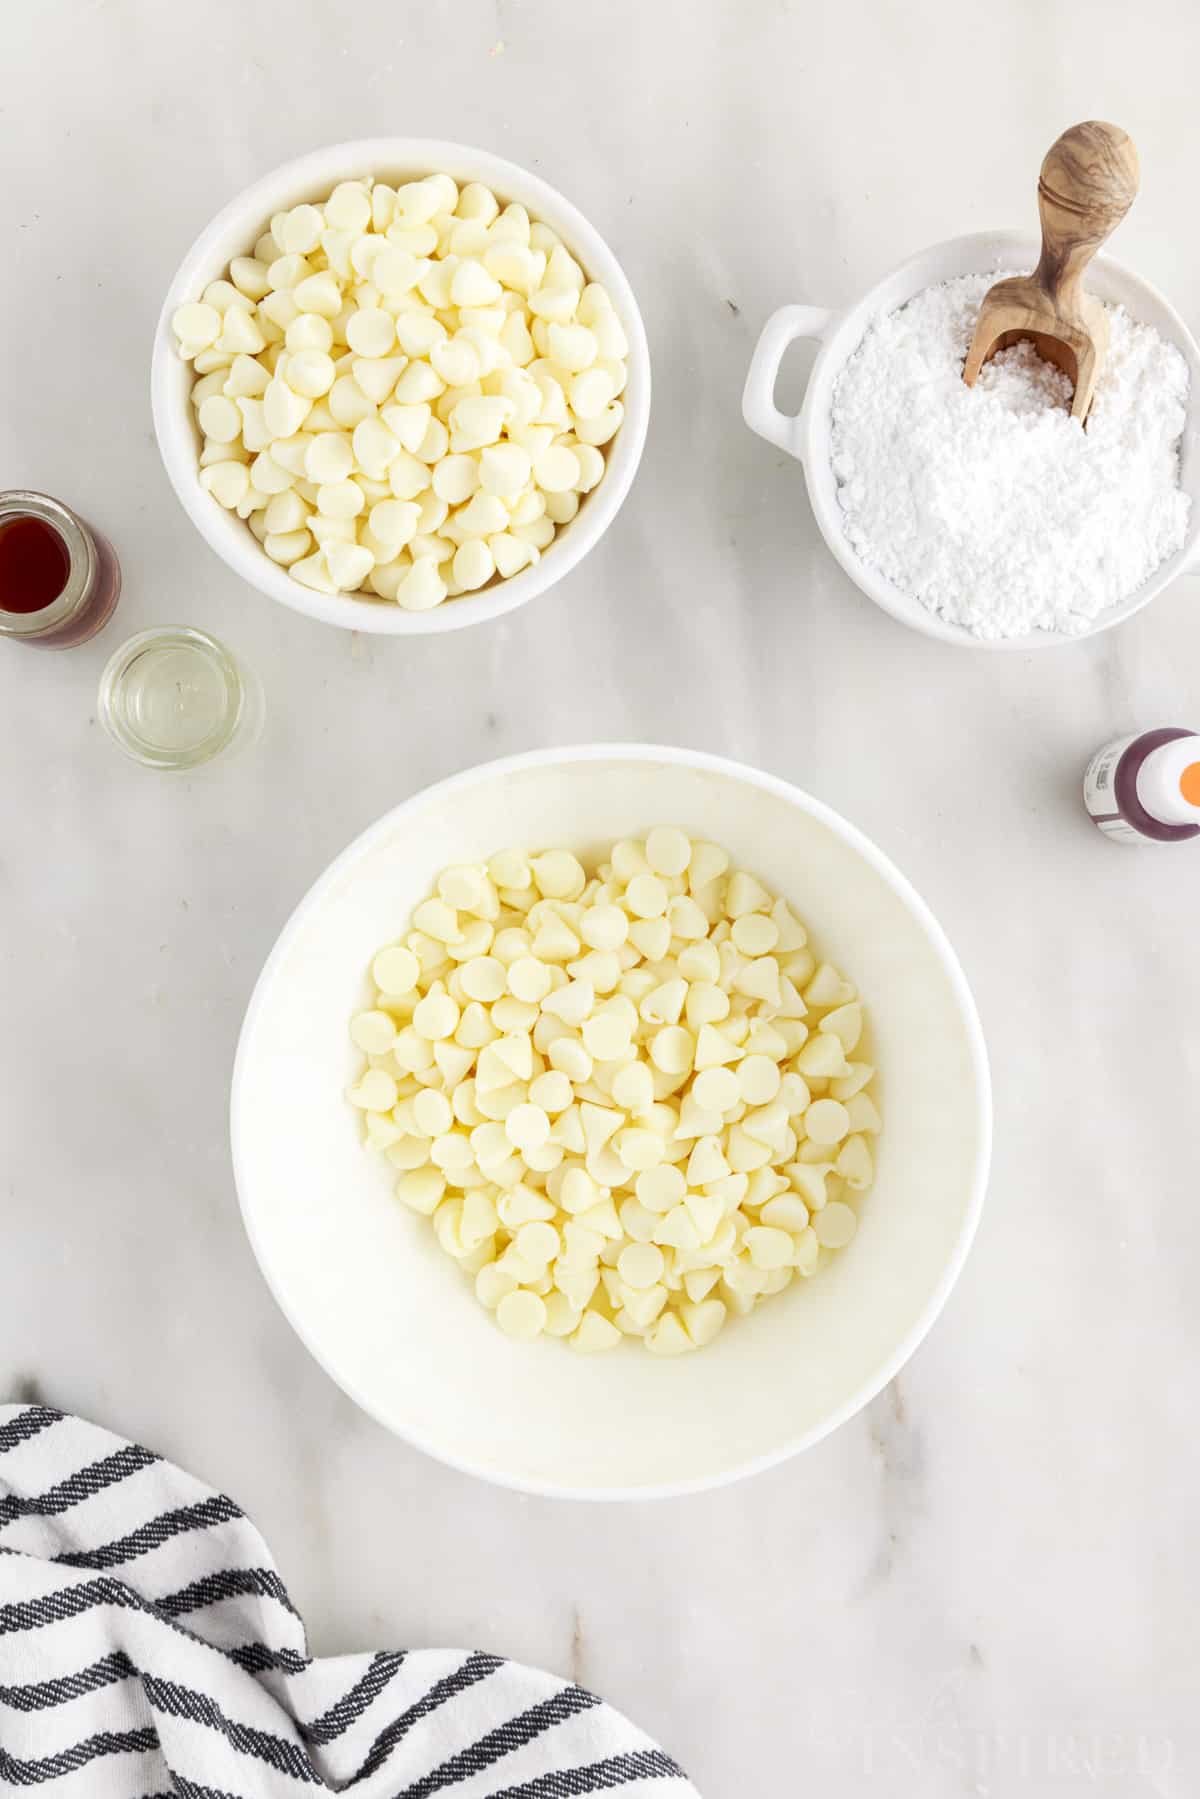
[152,139,650,635]
[231,744,991,1498]
[743,231,1200,649]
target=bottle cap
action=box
[1136,735,1200,827]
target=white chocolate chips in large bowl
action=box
[346,828,880,1356]
[153,142,649,633]
[231,745,990,1495]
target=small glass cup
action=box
[98,627,264,770]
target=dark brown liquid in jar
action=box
[0,492,122,648]
[0,515,71,614]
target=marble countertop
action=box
[3,3,1199,1793]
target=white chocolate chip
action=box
[396,558,448,611]
[813,1201,857,1249]
[496,1290,547,1340]
[572,1310,621,1353]
[374,946,420,993]
[172,301,222,350]
[200,461,250,509]
[804,1099,851,1146]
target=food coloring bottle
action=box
[1084,727,1200,844]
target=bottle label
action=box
[1083,735,1143,842]
[1092,815,1146,843]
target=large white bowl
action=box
[152,139,650,634]
[231,746,991,1498]
[743,231,1200,649]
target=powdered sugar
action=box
[830,272,1191,638]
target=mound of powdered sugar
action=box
[830,272,1191,638]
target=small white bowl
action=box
[152,139,650,635]
[743,231,1200,649]
[231,745,991,1498]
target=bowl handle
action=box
[742,305,833,458]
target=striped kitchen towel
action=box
[0,1405,698,1796]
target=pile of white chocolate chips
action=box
[347,830,880,1354]
[171,173,628,610]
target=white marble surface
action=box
[3,3,1200,1793]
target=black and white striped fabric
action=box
[0,1406,698,1796]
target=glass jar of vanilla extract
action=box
[0,491,121,648]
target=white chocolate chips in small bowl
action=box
[346,829,880,1355]
[169,170,633,615]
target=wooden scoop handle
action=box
[1035,122,1139,306]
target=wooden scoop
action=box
[962,122,1140,422]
